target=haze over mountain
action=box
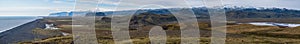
[49,7,300,19]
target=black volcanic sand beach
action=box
[0,19,57,44]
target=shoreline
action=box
[0,19,46,44]
[0,18,39,33]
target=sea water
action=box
[0,16,39,33]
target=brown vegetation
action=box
[19,16,300,44]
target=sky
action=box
[0,0,300,16]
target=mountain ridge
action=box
[49,7,300,19]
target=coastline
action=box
[0,17,40,33]
[0,19,46,44]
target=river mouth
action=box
[240,22,300,27]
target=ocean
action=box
[0,16,40,33]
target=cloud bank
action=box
[1,0,300,16]
[64,0,300,11]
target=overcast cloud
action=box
[71,0,300,11]
[1,0,300,16]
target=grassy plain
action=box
[20,17,300,44]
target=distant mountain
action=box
[86,12,105,16]
[223,7,300,19]
[49,7,300,19]
[49,11,100,16]
[49,7,300,30]
[49,12,69,16]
